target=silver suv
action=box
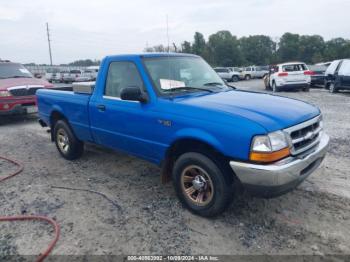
[214,67,240,82]
[240,66,269,80]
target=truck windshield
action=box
[143,56,227,95]
[0,63,33,79]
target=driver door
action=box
[89,60,161,162]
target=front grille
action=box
[9,87,42,97]
[284,116,322,155]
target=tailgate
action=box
[283,64,308,82]
[286,71,306,82]
[36,89,93,141]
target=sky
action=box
[1,0,349,64]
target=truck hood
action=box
[176,90,320,132]
[0,78,52,90]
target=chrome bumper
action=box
[230,133,329,190]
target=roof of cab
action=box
[105,53,199,60]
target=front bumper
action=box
[0,97,37,115]
[230,133,329,197]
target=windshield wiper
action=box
[203,82,225,87]
[204,82,236,90]
[10,75,32,78]
[164,86,214,93]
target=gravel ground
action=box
[0,80,350,259]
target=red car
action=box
[0,61,53,115]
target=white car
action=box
[267,62,312,92]
[214,67,240,82]
[45,68,61,83]
[240,66,269,80]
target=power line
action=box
[46,22,53,66]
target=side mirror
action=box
[120,86,147,103]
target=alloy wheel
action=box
[181,165,214,206]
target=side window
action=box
[105,61,143,98]
[338,60,350,76]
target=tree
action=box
[277,33,300,62]
[181,41,192,53]
[192,32,206,56]
[69,59,95,66]
[324,38,350,61]
[208,30,243,66]
[144,31,350,66]
[239,35,276,65]
[298,35,325,63]
[144,44,176,53]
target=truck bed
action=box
[36,89,93,142]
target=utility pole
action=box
[46,22,53,66]
[166,15,170,53]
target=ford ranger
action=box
[37,53,329,217]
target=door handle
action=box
[97,104,106,111]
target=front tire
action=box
[54,120,84,160]
[245,75,251,81]
[172,152,234,217]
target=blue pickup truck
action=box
[37,53,329,217]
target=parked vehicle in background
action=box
[76,70,96,82]
[326,59,350,93]
[324,60,342,90]
[214,67,240,82]
[0,61,53,115]
[240,66,269,80]
[76,66,99,82]
[45,68,61,83]
[308,64,327,87]
[37,53,329,217]
[87,66,99,80]
[266,62,312,92]
[62,69,82,83]
[228,67,241,73]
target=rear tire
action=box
[172,152,234,217]
[324,82,330,90]
[245,75,251,81]
[303,86,310,92]
[329,83,337,93]
[53,120,84,160]
[272,81,280,92]
[231,75,239,82]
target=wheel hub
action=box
[192,175,206,191]
[57,129,69,153]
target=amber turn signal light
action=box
[250,147,290,163]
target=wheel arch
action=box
[161,136,235,185]
[49,109,68,141]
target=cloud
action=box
[0,0,349,64]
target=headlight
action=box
[250,131,291,163]
[0,90,11,97]
[319,115,323,129]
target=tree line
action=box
[144,31,350,67]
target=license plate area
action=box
[26,106,38,114]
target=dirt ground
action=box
[0,80,350,260]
